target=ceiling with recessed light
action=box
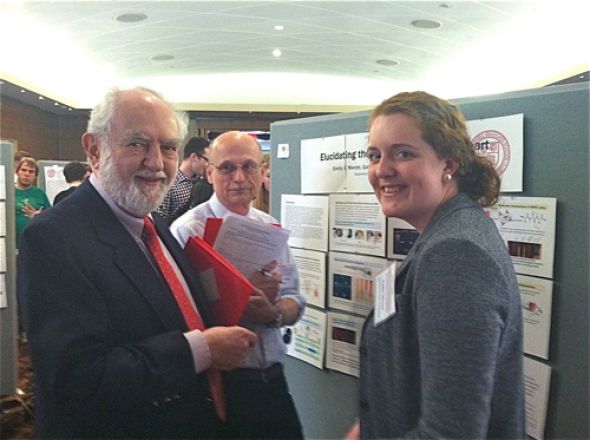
[0,1,588,112]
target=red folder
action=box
[203,217,223,246]
[184,235,253,326]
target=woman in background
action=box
[348,91,524,439]
[252,153,270,213]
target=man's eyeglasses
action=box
[210,161,262,176]
[196,153,209,162]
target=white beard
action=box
[98,149,172,217]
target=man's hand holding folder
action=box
[184,235,254,326]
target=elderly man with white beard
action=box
[18,87,257,439]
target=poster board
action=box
[37,160,69,204]
[271,84,589,440]
[0,140,18,394]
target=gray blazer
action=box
[359,193,525,439]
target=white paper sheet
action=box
[290,247,327,308]
[0,237,6,272]
[277,143,290,159]
[329,193,386,257]
[486,197,557,279]
[300,133,372,194]
[0,165,6,200]
[328,251,390,316]
[524,357,551,439]
[386,217,418,260]
[0,273,7,308]
[281,194,329,252]
[518,275,553,360]
[286,307,327,369]
[467,114,524,192]
[213,213,290,278]
[326,311,365,377]
[43,164,68,203]
[0,202,6,237]
[374,261,396,325]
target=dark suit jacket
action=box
[53,186,78,205]
[189,179,214,209]
[19,181,219,439]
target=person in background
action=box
[53,161,92,204]
[156,136,210,224]
[187,139,216,210]
[187,172,214,209]
[347,91,524,439]
[251,153,270,213]
[15,157,50,246]
[171,131,306,440]
[18,87,256,439]
[14,150,34,183]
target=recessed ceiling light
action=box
[38,95,44,100]
[54,102,59,106]
[274,25,284,31]
[376,59,399,66]
[272,49,282,57]
[20,89,26,93]
[115,13,147,23]
[411,19,442,29]
[150,54,175,61]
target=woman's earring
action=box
[444,174,452,182]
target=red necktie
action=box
[142,217,226,421]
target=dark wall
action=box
[270,83,589,439]
[1,96,60,159]
[1,96,88,160]
[0,96,328,161]
[57,115,92,160]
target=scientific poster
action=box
[0,202,6,237]
[329,194,386,257]
[328,251,390,316]
[0,274,6,308]
[43,164,68,203]
[486,197,556,279]
[300,133,372,194]
[290,247,327,308]
[326,311,365,377]
[386,217,418,260]
[524,357,551,440]
[281,194,329,252]
[0,165,6,199]
[286,307,327,369]
[0,237,6,272]
[467,114,523,192]
[518,275,553,360]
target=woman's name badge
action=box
[374,262,396,326]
